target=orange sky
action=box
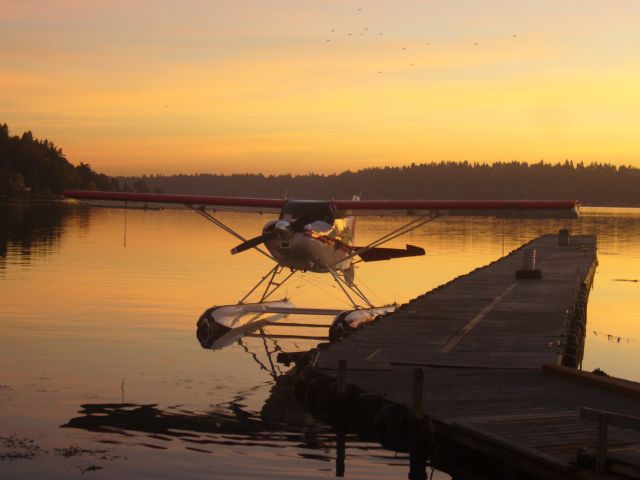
[1,0,639,175]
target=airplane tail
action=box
[344,265,355,286]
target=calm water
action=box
[1,202,639,478]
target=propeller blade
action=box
[231,232,275,255]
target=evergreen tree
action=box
[0,123,117,195]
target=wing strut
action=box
[327,267,374,309]
[186,205,275,261]
[237,265,297,304]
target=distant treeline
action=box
[121,161,640,206]
[3,122,640,205]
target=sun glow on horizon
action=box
[1,0,639,175]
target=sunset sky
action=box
[1,0,639,175]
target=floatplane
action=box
[64,190,579,349]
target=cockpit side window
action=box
[280,201,335,224]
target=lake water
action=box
[1,202,639,478]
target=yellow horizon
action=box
[2,1,639,175]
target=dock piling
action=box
[412,367,424,419]
[409,368,427,480]
[336,360,347,477]
[596,412,609,473]
[515,248,542,279]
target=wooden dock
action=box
[300,233,640,479]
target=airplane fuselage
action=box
[262,200,355,273]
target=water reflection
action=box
[2,203,640,263]
[61,377,415,477]
[61,374,469,479]
[2,203,640,478]
[0,201,91,271]
[62,378,323,449]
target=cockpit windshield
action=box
[280,201,335,224]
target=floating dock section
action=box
[298,233,640,479]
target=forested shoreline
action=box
[121,161,640,206]
[2,123,640,205]
[0,123,119,195]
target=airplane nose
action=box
[275,220,292,239]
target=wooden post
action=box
[336,429,345,477]
[581,406,640,473]
[336,360,347,477]
[559,228,570,246]
[338,360,347,399]
[409,368,426,480]
[336,359,348,427]
[515,249,542,279]
[596,412,608,473]
[412,367,424,418]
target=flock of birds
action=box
[323,7,518,75]
[592,330,635,344]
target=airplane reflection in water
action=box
[61,377,422,478]
[62,378,330,451]
[62,318,446,478]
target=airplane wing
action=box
[332,199,580,219]
[63,190,286,214]
[64,191,580,218]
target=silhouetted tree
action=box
[118,161,640,206]
[133,178,149,193]
[3,121,640,205]
[0,123,117,195]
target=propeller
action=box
[230,215,317,255]
[230,231,275,255]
